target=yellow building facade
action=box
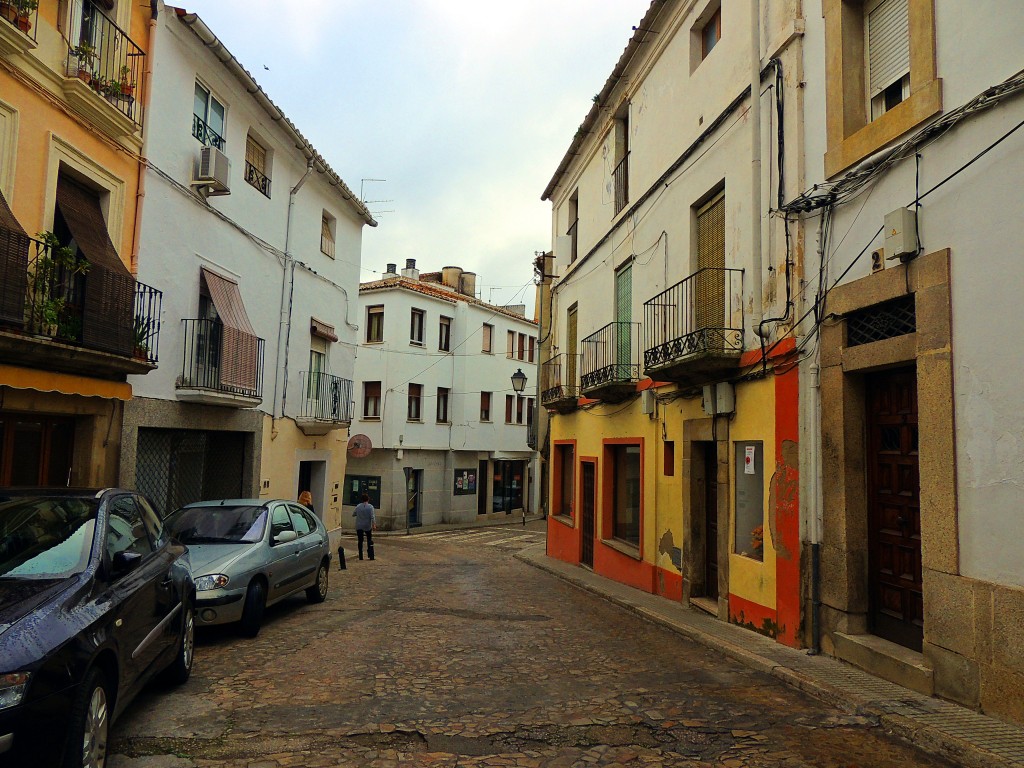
[0,0,156,487]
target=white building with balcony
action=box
[345,260,539,530]
[120,3,375,529]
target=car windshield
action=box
[0,496,98,579]
[165,505,267,544]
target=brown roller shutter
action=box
[0,190,28,328]
[55,178,134,356]
[200,268,259,391]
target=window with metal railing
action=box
[193,81,225,149]
[244,135,271,197]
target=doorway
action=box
[699,442,719,600]
[406,468,422,528]
[580,460,596,568]
[297,460,326,519]
[477,460,488,515]
[0,413,74,487]
[492,460,524,513]
[866,367,923,651]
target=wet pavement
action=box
[110,524,957,767]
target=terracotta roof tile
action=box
[359,277,536,324]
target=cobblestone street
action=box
[110,526,955,768]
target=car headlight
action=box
[194,574,230,591]
[0,672,30,710]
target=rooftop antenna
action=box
[360,178,385,200]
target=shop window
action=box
[556,442,575,518]
[608,443,641,545]
[734,441,765,561]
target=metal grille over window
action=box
[244,135,271,197]
[846,296,916,347]
[136,428,245,516]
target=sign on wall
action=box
[453,468,477,495]
[345,474,381,507]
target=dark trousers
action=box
[357,528,374,560]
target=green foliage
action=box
[28,231,89,337]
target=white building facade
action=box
[121,3,375,530]
[797,0,1024,725]
[345,261,539,530]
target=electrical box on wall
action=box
[641,389,656,415]
[702,382,735,416]
[884,208,918,261]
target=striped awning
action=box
[310,317,338,342]
[200,268,258,391]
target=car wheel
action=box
[306,560,329,604]
[163,601,194,685]
[239,580,266,638]
[64,667,109,768]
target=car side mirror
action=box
[273,530,297,545]
[112,550,143,576]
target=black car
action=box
[0,489,195,768]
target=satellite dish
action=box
[347,434,372,458]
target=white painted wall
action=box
[546,0,803,369]
[801,1,1024,587]
[130,7,365,412]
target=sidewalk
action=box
[516,543,1024,768]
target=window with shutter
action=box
[321,213,336,258]
[695,191,726,335]
[244,135,271,197]
[866,0,910,119]
[482,323,493,353]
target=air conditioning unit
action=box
[193,145,231,196]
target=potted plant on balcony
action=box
[0,1,18,24]
[27,231,89,338]
[70,42,97,84]
[118,64,134,99]
[132,316,153,359]
[13,0,34,31]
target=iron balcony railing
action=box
[567,218,579,264]
[581,322,640,391]
[192,114,225,149]
[0,1,39,41]
[299,371,353,424]
[244,162,271,197]
[0,226,162,361]
[540,353,580,405]
[66,0,145,124]
[179,318,264,400]
[613,152,629,214]
[643,268,744,371]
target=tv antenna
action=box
[360,178,386,200]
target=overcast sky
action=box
[181,0,651,314]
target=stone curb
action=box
[515,544,1022,768]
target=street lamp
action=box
[511,368,527,393]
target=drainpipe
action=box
[749,0,764,337]
[129,2,159,273]
[808,361,823,653]
[273,159,314,424]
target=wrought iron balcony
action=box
[527,408,538,450]
[244,162,271,197]
[0,1,38,42]
[192,114,225,149]
[613,153,629,214]
[178,318,264,406]
[540,353,580,413]
[0,226,161,376]
[643,267,743,383]
[297,371,353,435]
[65,0,145,124]
[580,321,640,401]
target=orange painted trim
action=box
[655,566,683,601]
[773,364,801,647]
[636,378,672,392]
[600,437,645,556]
[578,456,597,557]
[729,593,781,639]
[551,438,577,519]
[577,397,600,406]
[738,336,797,367]
[0,365,132,401]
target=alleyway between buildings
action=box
[110,525,954,768]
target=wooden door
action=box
[580,461,596,568]
[703,443,719,600]
[867,368,923,651]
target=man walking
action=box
[353,493,376,561]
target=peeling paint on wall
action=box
[658,530,682,570]
[768,439,799,562]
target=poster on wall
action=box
[453,468,477,495]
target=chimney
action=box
[460,271,477,298]
[401,258,419,280]
[441,266,463,291]
[383,263,398,278]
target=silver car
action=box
[164,499,331,637]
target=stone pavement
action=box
[109,525,975,767]
[515,543,1024,768]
